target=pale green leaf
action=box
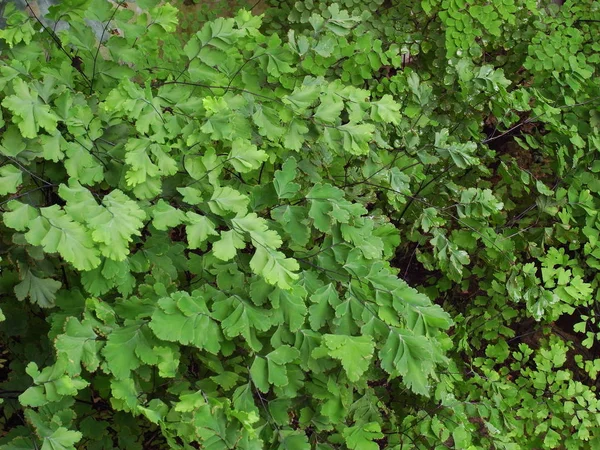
[24,206,100,271]
[150,291,221,354]
[209,186,249,216]
[308,284,339,331]
[1,78,58,138]
[314,93,344,124]
[370,95,401,125]
[379,328,437,396]
[152,199,186,231]
[250,246,300,290]
[232,212,282,250]
[185,212,218,249]
[228,139,268,173]
[282,83,321,112]
[343,423,383,450]
[0,164,22,195]
[3,201,39,231]
[315,334,374,382]
[213,229,246,261]
[40,427,82,450]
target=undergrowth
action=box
[0,0,599,448]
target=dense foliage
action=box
[0,0,599,448]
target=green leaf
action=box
[370,95,401,125]
[0,125,26,157]
[343,423,384,450]
[338,123,375,156]
[282,83,321,113]
[22,361,88,405]
[64,142,104,185]
[18,386,46,408]
[232,212,282,250]
[274,157,301,199]
[313,35,336,57]
[110,378,140,411]
[104,80,165,135]
[102,322,158,379]
[152,200,187,231]
[175,390,206,412]
[314,93,344,124]
[150,291,221,354]
[308,283,340,331]
[379,328,437,396]
[24,206,101,271]
[185,212,218,249]
[276,431,310,450]
[213,229,246,261]
[39,131,66,162]
[250,345,300,392]
[536,179,554,196]
[3,201,39,231]
[61,183,147,261]
[209,186,249,216]
[55,318,101,375]
[123,138,161,186]
[212,295,273,352]
[250,246,300,290]
[314,334,374,382]
[154,345,180,378]
[228,139,268,173]
[269,285,308,332]
[431,231,470,282]
[93,191,147,260]
[139,398,169,425]
[271,205,310,246]
[452,424,471,448]
[307,183,366,232]
[457,188,503,218]
[1,78,58,138]
[253,103,285,140]
[341,219,384,259]
[150,3,179,32]
[262,38,295,77]
[178,186,203,205]
[435,129,479,168]
[14,267,62,308]
[0,164,22,195]
[283,119,309,151]
[0,4,35,48]
[210,371,241,390]
[40,427,82,450]
[325,4,360,35]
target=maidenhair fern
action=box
[1,0,600,449]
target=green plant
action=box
[1,0,600,449]
[0,1,453,448]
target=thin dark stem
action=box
[0,185,57,209]
[257,162,266,185]
[24,0,91,85]
[90,1,125,94]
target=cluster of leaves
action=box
[0,1,452,449]
[172,0,258,36]
[1,0,600,449]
